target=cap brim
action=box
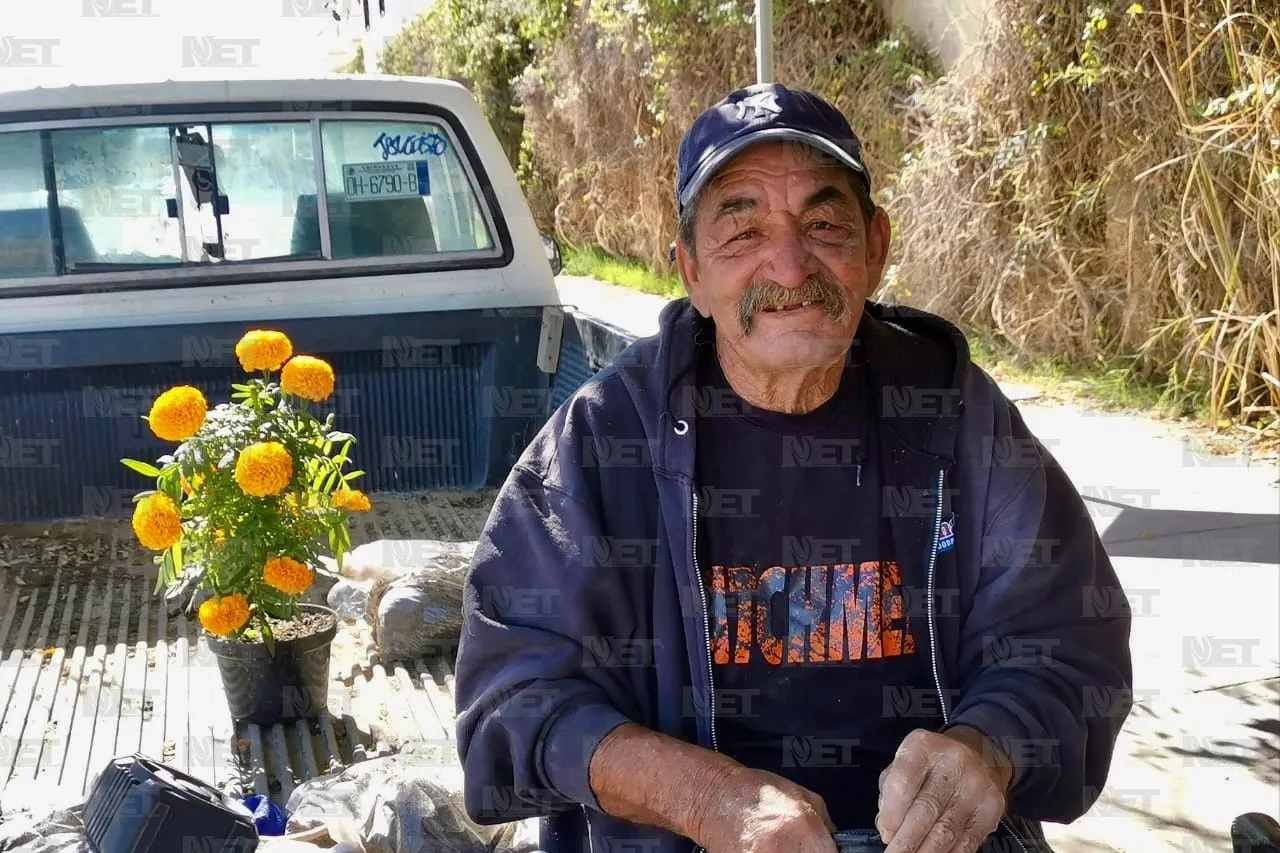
[678,127,867,210]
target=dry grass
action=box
[883,0,1279,428]
[516,1,931,269]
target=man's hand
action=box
[875,727,1013,853]
[691,766,839,853]
[590,724,836,853]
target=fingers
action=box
[882,766,958,853]
[910,771,999,853]
[877,731,933,841]
[950,789,1006,853]
[878,727,1011,853]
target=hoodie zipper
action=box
[691,486,717,853]
[926,468,1030,853]
[691,486,718,753]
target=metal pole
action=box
[755,0,774,84]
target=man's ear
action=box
[865,207,892,293]
[675,239,711,316]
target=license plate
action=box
[341,160,430,202]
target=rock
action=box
[326,578,373,620]
[366,565,466,663]
[336,539,476,584]
[356,540,474,663]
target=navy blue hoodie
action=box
[454,298,1134,853]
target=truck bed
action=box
[0,489,498,809]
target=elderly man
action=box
[454,83,1133,853]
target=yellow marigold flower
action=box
[235,330,293,373]
[148,386,207,442]
[199,594,250,637]
[263,556,314,595]
[131,493,182,551]
[333,488,371,512]
[281,355,335,402]
[235,441,293,497]
[212,529,227,547]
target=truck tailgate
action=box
[0,489,496,809]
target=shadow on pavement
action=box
[1093,502,1279,564]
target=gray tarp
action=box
[284,742,541,853]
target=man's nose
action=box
[762,228,821,288]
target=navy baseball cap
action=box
[675,82,871,215]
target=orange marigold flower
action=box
[148,386,207,442]
[235,441,293,497]
[334,488,371,512]
[235,330,293,373]
[198,594,250,637]
[281,355,335,402]
[131,493,182,550]
[263,556,314,595]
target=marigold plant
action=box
[122,329,370,650]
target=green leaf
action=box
[326,431,356,444]
[342,470,365,482]
[260,601,292,620]
[132,490,158,503]
[122,458,162,478]
[262,621,276,656]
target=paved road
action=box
[555,275,1280,853]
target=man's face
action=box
[676,141,891,373]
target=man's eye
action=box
[731,229,758,242]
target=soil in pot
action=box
[206,604,339,727]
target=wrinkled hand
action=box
[693,765,838,853]
[876,728,1013,853]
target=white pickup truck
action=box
[0,74,635,808]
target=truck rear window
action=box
[0,114,497,281]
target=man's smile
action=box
[759,300,823,314]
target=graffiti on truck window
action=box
[371,131,449,161]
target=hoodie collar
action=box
[637,297,969,474]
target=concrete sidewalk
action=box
[555,275,1280,853]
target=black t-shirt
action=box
[693,339,938,831]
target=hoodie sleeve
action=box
[947,375,1134,824]
[453,424,641,824]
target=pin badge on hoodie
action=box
[937,514,957,554]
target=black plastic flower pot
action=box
[206,603,338,727]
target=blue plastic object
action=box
[242,795,288,836]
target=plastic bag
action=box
[283,745,538,853]
[0,788,90,853]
